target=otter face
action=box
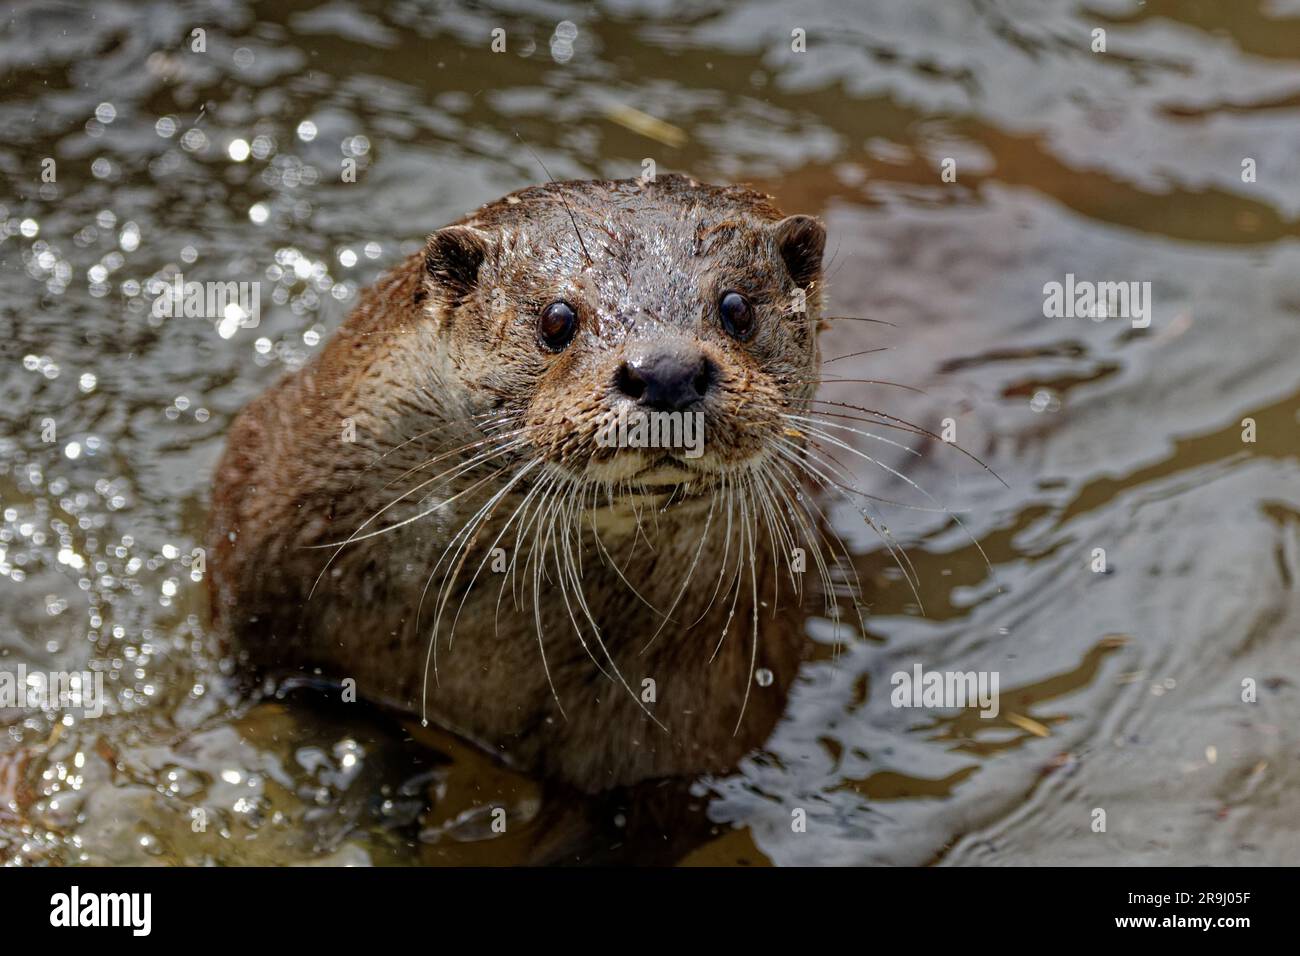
[422,179,825,501]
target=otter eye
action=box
[538,301,578,351]
[719,291,754,340]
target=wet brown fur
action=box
[209,175,828,793]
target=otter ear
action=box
[770,214,826,290]
[423,225,492,303]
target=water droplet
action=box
[755,668,774,687]
[138,833,163,856]
[119,222,140,251]
[1029,389,1061,413]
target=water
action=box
[2,0,1298,865]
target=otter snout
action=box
[615,341,715,412]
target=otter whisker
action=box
[548,477,620,685]
[766,445,868,633]
[785,413,922,459]
[766,475,854,663]
[348,408,517,495]
[800,403,1009,497]
[305,437,528,603]
[419,461,515,694]
[637,487,718,655]
[510,128,593,265]
[732,471,761,736]
[791,377,926,395]
[774,429,920,587]
[805,399,1009,487]
[821,314,898,327]
[619,478,658,556]
[507,470,562,612]
[419,457,543,711]
[309,437,529,552]
[378,422,535,492]
[553,488,607,665]
[554,480,669,733]
[429,456,544,646]
[765,466,814,611]
[448,468,565,660]
[710,474,751,665]
[778,428,969,516]
[312,427,533,550]
[748,463,795,613]
[528,474,568,719]
[495,472,558,627]
[587,494,672,622]
[758,455,833,617]
[770,436,895,601]
[772,434,926,613]
[691,470,738,628]
[788,420,998,588]
[822,346,892,365]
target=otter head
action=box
[421,177,825,504]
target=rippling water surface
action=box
[2,0,1298,865]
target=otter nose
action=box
[615,344,713,412]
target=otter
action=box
[209,174,837,794]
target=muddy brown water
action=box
[1,0,1298,865]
